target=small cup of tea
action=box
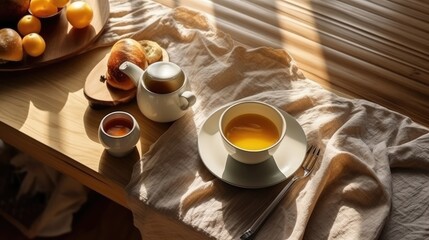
[98,111,140,157]
[219,101,287,164]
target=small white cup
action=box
[98,111,140,157]
[219,101,287,164]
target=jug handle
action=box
[179,91,196,110]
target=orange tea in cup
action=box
[219,101,286,164]
[103,117,133,137]
[224,113,280,150]
[98,111,140,157]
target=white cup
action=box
[219,101,287,164]
[98,111,140,157]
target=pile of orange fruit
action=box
[14,0,93,58]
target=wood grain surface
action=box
[0,48,171,207]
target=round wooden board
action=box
[0,0,109,71]
[84,48,169,107]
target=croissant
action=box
[106,38,147,91]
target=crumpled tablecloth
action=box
[91,1,429,239]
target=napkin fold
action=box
[92,1,429,239]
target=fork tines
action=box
[303,145,320,170]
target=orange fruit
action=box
[29,0,58,18]
[17,15,42,36]
[66,1,93,29]
[22,33,46,57]
[51,0,69,8]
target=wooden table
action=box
[0,0,428,238]
[0,47,170,207]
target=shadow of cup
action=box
[222,156,285,188]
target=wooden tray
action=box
[0,0,109,71]
[84,48,169,107]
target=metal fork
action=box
[240,145,321,240]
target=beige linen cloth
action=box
[91,1,429,239]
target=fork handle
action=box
[240,176,299,240]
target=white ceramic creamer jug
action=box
[119,61,196,122]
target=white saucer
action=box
[197,105,307,188]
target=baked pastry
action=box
[0,28,23,62]
[106,38,147,91]
[138,40,163,64]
